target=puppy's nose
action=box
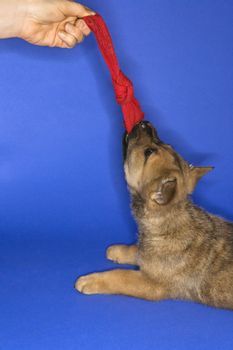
[135,121,155,137]
[128,121,161,143]
[139,121,153,132]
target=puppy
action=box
[76,121,233,310]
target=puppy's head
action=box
[123,121,213,208]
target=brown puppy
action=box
[76,121,233,310]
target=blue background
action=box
[1,0,233,349]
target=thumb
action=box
[62,1,95,18]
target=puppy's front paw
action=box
[75,273,104,295]
[106,245,124,263]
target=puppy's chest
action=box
[137,233,209,301]
[138,234,189,280]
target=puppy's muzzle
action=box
[129,121,154,139]
[123,121,161,159]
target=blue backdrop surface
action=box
[0,0,233,349]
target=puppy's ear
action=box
[151,177,177,205]
[187,166,214,194]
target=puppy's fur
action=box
[76,121,233,310]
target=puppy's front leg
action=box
[75,269,167,301]
[106,244,138,265]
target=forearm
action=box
[0,0,27,39]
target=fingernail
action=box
[83,10,95,17]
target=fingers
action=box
[57,1,94,48]
[58,20,90,48]
[58,31,77,48]
[66,20,90,39]
[62,1,95,18]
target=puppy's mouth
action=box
[123,121,161,160]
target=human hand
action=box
[0,0,95,48]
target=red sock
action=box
[83,14,144,133]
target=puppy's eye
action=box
[144,148,157,159]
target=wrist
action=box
[0,0,29,39]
